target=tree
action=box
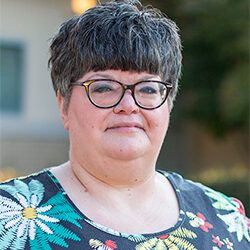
[144,0,249,136]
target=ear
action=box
[57,91,69,130]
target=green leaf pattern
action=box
[0,179,82,249]
[205,187,250,242]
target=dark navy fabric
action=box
[0,169,249,249]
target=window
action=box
[0,42,24,113]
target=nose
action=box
[113,90,139,114]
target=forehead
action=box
[79,70,162,83]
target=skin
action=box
[52,69,179,234]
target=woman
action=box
[0,1,249,249]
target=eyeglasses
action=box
[70,79,172,110]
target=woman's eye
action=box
[139,86,157,94]
[92,85,113,93]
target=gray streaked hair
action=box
[48,0,182,109]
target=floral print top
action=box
[0,169,249,250]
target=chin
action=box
[101,130,154,161]
[104,141,148,161]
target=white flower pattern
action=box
[0,180,59,241]
[0,177,82,249]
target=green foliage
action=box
[180,0,249,136]
[143,0,249,136]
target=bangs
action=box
[78,27,163,77]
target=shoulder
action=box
[163,171,250,244]
[163,171,245,207]
[160,170,209,195]
[0,170,52,210]
[0,169,50,194]
[0,169,61,216]
[200,184,250,242]
[165,170,248,216]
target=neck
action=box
[72,158,155,185]
[67,158,159,205]
[69,146,158,188]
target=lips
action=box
[106,122,144,131]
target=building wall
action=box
[0,0,73,174]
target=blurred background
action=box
[0,0,249,214]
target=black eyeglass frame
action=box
[70,79,172,110]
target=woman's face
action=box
[59,70,171,164]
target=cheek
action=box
[147,106,170,131]
[69,110,96,133]
[67,104,108,141]
[67,91,98,129]
[144,106,170,146]
[67,111,99,153]
[153,116,169,138]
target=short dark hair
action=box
[48,0,182,109]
